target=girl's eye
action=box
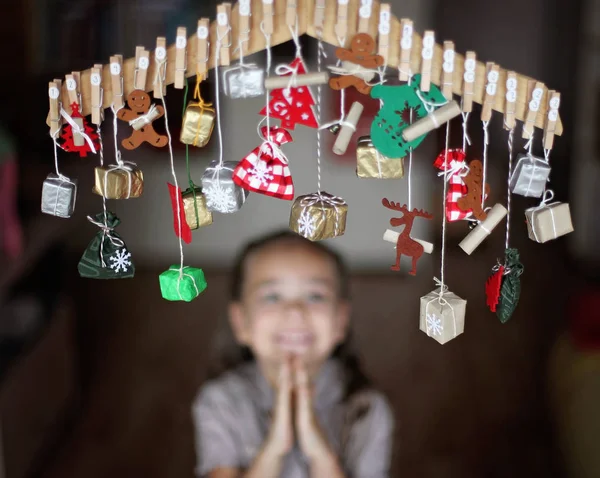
[307,292,328,303]
[261,293,281,304]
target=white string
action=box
[214,26,231,167]
[416,90,449,113]
[316,33,324,192]
[481,120,490,210]
[260,22,273,139]
[461,112,471,152]
[505,128,514,250]
[439,121,451,295]
[407,108,414,211]
[156,57,184,276]
[59,107,97,153]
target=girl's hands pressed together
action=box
[264,359,294,458]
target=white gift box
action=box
[201,160,249,213]
[419,288,467,345]
[525,202,574,243]
[509,153,551,198]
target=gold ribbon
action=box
[190,73,215,147]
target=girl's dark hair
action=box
[226,230,371,401]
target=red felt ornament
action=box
[260,57,318,131]
[168,183,192,245]
[233,126,294,200]
[485,265,505,312]
[60,102,99,157]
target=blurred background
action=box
[0,0,599,477]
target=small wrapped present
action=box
[93,163,143,199]
[420,287,467,345]
[289,192,348,241]
[180,101,216,147]
[41,173,77,218]
[433,149,471,222]
[233,126,294,200]
[159,265,207,302]
[182,187,213,229]
[223,65,265,99]
[356,136,404,179]
[201,160,249,213]
[525,199,574,243]
[78,212,135,279]
[509,153,551,198]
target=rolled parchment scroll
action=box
[402,101,461,142]
[333,102,364,156]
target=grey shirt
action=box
[192,360,394,478]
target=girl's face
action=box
[229,241,350,374]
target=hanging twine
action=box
[481,120,490,211]
[505,127,515,250]
[438,118,452,298]
[260,22,273,140]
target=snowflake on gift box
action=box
[426,313,443,336]
[109,248,132,273]
[248,161,274,186]
[205,183,237,213]
[298,211,316,238]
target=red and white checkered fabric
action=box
[233,126,295,200]
[434,149,471,222]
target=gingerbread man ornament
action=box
[118,90,168,150]
[329,34,384,95]
[457,160,491,221]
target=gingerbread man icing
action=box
[118,90,168,150]
[457,160,491,221]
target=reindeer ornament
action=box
[382,198,433,275]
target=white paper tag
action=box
[176,36,187,49]
[506,90,517,103]
[532,87,543,101]
[401,24,413,50]
[549,97,560,110]
[263,0,273,3]
[197,25,209,39]
[110,62,121,75]
[240,0,251,16]
[217,12,228,26]
[138,57,149,70]
[529,99,540,112]
[486,83,497,96]
[487,70,499,84]
[463,58,476,83]
[422,47,433,60]
[338,0,349,4]
[548,110,558,121]
[359,0,372,19]
[155,46,166,61]
[66,78,77,91]
[90,73,101,86]
[48,86,60,99]
[379,10,390,35]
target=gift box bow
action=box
[434,149,471,222]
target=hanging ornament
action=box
[168,183,193,244]
[233,126,294,200]
[485,264,505,312]
[180,77,216,147]
[496,248,524,323]
[525,190,574,243]
[117,90,168,150]
[457,159,491,221]
[433,149,471,222]
[370,74,446,159]
[329,33,384,95]
[420,285,467,345]
[259,57,318,130]
[381,198,433,275]
[201,160,249,213]
[77,212,135,279]
[60,102,99,157]
[290,193,348,241]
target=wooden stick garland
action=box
[44,0,562,136]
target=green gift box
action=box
[159,265,207,302]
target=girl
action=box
[192,231,394,478]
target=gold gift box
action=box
[182,188,213,229]
[356,136,404,179]
[180,102,216,147]
[93,166,144,199]
[289,192,348,241]
[525,202,573,243]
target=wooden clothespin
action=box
[378,4,391,66]
[134,47,150,91]
[197,19,210,80]
[503,71,517,130]
[358,0,373,34]
[48,81,61,136]
[314,0,326,33]
[262,0,274,37]
[522,81,545,140]
[90,64,104,125]
[65,72,79,110]
[399,19,413,82]
[442,41,455,100]
[481,62,499,122]
[239,0,251,55]
[420,30,435,92]
[462,51,477,113]
[174,27,188,89]
[154,37,168,98]
[286,0,297,28]
[335,0,349,46]
[217,3,232,66]
[110,55,124,109]
[543,91,560,150]
[54,78,64,124]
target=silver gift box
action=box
[201,160,249,213]
[41,173,77,218]
[223,66,265,99]
[509,153,551,198]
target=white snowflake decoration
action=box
[205,183,237,213]
[109,248,132,273]
[426,313,444,336]
[249,161,274,186]
[298,211,316,238]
